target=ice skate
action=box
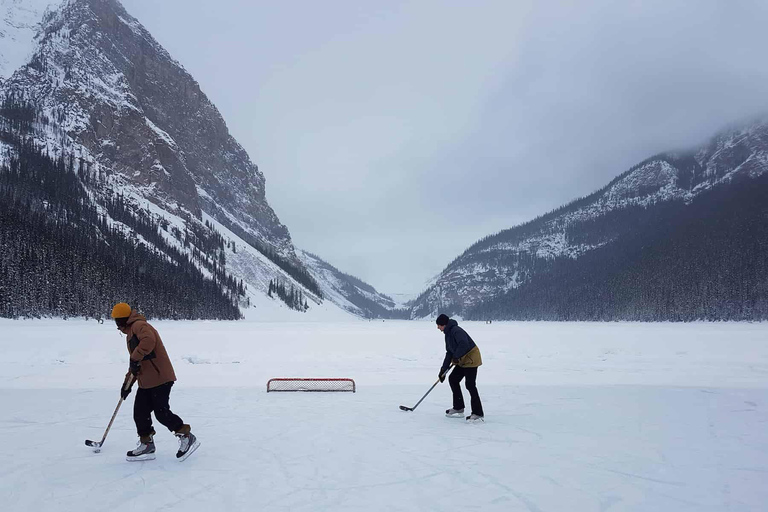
[175,431,200,461]
[126,436,156,461]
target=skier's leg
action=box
[448,366,466,410]
[148,382,184,433]
[464,367,484,417]
[133,386,155,438]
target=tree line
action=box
[268,279,308,312]
[0,133,244,320]
[466,173,768,321]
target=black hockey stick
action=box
[399,366,453,412]
[85,375,134,452]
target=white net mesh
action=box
[267,378,356,393]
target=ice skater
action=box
[111,302,200,461]
[436,313,485,422]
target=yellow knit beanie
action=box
[110,302,131,319]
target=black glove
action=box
[129,359,141,376]
[438,369,447,383]
[120,381,132,399]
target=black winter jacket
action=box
[440,319,477,374]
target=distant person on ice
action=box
[436,314,484,423]
[111,302,200,461]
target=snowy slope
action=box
[1,319,767,511]
[203,214,356,322]
[298,249,406,319]
[0,0,62,80]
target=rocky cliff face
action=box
[0,0,337,318]
[410,119,768,319]
[1,0,296,263]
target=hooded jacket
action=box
[121,311,177,389]
[440,319,482,374]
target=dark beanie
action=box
[436,314,450,326]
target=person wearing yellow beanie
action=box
[111,302,200,461]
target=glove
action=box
[120,381,132,399]
[438,369,447,383]
[129,359,141,376]
[120,375,134,399]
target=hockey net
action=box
[267,378,356,393]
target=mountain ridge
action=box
[411,116,768,320]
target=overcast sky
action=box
[123,0,768,296]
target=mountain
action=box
[410,118,768,321]
[0,0,342,319]
[0,0,59,82]
[298,250,408,319]
[4,0,765,322]
[4,0,300,265]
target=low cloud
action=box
[124,0,768,295]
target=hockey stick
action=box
[399,366,454,412]
[85,375,135,452]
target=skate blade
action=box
[176,440,200,462]
[445,413,464,418]
[126,453,156,462]
[466,418,485,424]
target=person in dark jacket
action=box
[111,302,200,461]
[436,313,484,422]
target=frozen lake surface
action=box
[1,319,766,511]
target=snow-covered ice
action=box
[1,319,767,511]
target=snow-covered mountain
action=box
[0,0,59,82]
[0,0,359,319]
[3,0,296,258]
[3,0,765,321]
[298,250,407,319]
[410,118,768,320]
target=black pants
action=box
[134,381,184,437]
[449,366,484,417]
